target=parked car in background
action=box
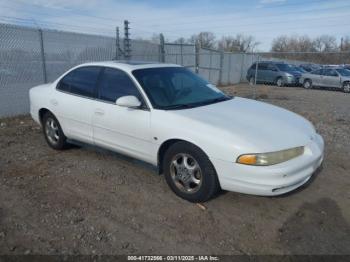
[29,61,324,202]
[343,64,350,70]
[246,61,301,87]
[300,67,350,93]
[299,63,321,72]
[291,65,307,74]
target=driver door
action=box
[92,67,153,163]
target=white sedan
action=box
[29,61,324,202]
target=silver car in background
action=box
[300,67,350,93]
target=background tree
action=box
[313,35,338,52]
[189,31,216,48]
[218,34,260,52]
[271,35,314,52]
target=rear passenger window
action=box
[57,66,101,98]
[324,69,338,77]
[98,68,141,103]
[312,69,322,75]
[258,63,268,70]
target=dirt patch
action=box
[0,84,349,255]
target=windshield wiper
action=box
[161,104,196,110]
[194,96,231,106]
[161,96,232,110]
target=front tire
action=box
[42,112,69,150]
[163,142,220,203]
[276,77,284,87]
[343,82,350,93]
[303,79,312,89]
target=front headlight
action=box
[236,146,304,166]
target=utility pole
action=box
[124,20,131,60]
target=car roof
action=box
[254,61,286,64]
[75,60,181,72]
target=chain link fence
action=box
[1,22,350,117]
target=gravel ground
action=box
[0,83,349,255]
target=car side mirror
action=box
[116,96,142,108]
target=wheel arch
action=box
[38,108,52,125]
[157,138,211,175]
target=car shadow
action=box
[67,139,158,174]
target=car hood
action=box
[288,71,302,77]
[165,97,315,153]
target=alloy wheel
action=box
[277,78,283,87]
[170,153,202,194]
[45,118,60,145]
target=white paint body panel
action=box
[29,61,324,196]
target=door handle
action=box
[94,109,105,116]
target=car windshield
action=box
[336,69,350,76]
[292,66,306,73]
[132,67,231,110]
[276,64,294,71]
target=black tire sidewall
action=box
[163,142,219,203]
[42,112,68,150]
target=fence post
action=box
[38,29,47,83]
[180,42,183,66]
[228,53,232,84]
[239,53,245,83]
[159,33,165,63]
[253,55,259,100]
[115,27,120,60]
[195,42,199,74]
[219,50,224,85]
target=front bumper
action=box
[212,134,324,196]
[285,76,300,85]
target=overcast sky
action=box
[0,0,349,50]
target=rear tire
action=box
[42,112,69,150]
[163,141,220,203]
[303,79,312,89]
[343,82,350,93]
[249,76,255,85]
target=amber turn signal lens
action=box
[237,154,257,165]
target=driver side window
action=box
[98,68,142,103]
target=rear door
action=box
[256,63,268,83]
[323,69,341,88]
[92,67,153,163]
[55,66,101,143]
